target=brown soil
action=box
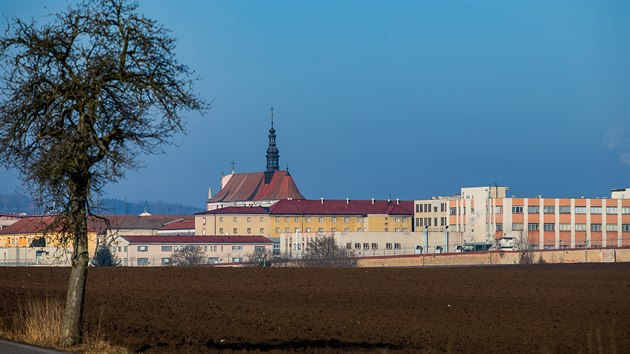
[0,263,629,353]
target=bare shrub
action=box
[171,246,206,266]
[302,236,356,268]
[517,234,536,264]
[246,248,273,267]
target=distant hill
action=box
[96,198,201,216]
[0,194,35,214]
[0,195,201,216]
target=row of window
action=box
[134,245,253,253]
[211,216,410,224]
[512,206,630,214]
[215,216,265,223]
[216,227,263,235]
[507,223,630,232]
[415,203,447,213]
[415,217,447,227]
[447,206,630,216]
[345,242,402,250]
[449,207,466,215]
[152,256,236,266]
[274,227,408,233]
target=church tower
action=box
[265,107,280,172]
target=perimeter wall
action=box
[356,248,630,267]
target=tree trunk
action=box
[60,179,90,346]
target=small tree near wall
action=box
[246,247,273,267]
[302,236,356,268]
[171,246,206,266]
[91,244,121,267]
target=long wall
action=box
[356,248,630,267]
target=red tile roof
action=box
[100,215,190,230]
[268,199,414,216]
[159,218,195,231]
[195,206,269,215]
[0,215,102,234]
[208,170,304,203]
[121,235,273,244]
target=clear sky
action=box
[1,0,629,209]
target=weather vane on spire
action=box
[270,107,274,128]
[230,160,236,174]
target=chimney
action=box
[321,197,324,204]
[371,198,375,204]
[346,198,349,204]
[396,198,399,204]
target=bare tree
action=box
[246,247,273,267]
[302,236,357,268]
[171,246,206,266]
[517,232,536,264]
[0,0,207,345]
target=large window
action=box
[543,206,555,214]
[161,258,171,265]
[496,223,503,231]
[527,223,539,231]
[606,207,618,214]
[512,223,523,231]
[622,224,630,232]
[559,223,571,231]
[449,207,457,215]
[606,224,618,231]
[590,224,602,232]
[590,207,602,214]
[161,246,172,252]
[137,246,148,252]
[528,206,539,214]
[512,206,523,213]
[137,258,149,266]
[622,207,630,214]
[575,223,587,231]
[543,223,555,231]
[574,206,586,214]
[559,206,571,214]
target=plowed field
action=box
[1,263,629,353]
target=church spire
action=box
[265,107,280,172]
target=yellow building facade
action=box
[0,216,99,257]
[195,206,271,236]
[194,200,415,238]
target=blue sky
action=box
[1,0,628,209]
